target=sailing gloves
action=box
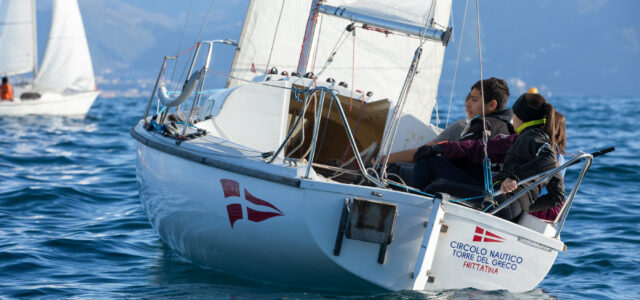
[413,143,444,162]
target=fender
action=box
[158,70,200,107]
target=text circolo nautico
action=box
[450,241,524,269]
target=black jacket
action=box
[494,125,564,212]
[450,109,515,180]
[459,109,515,141]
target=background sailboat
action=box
[0,0,99,116]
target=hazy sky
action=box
[442,0,640,97]
[33,0,640,97]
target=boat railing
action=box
[266,86,386,188]
[142,39,238,133]
[489,151,595,237]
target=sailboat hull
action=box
[133,123,563,293]
[0,91,99,116]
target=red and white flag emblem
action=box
[473,226,505,242]
[220,179,283,228]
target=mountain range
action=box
[32,0,639,98]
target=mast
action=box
[31,0,38,76]
[296,0,321,74]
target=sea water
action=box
[1,95,638,299]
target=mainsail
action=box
[229,0,451,152]
[34,0,95,93]
[0,0,36,77]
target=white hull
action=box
[0,90,99,116]
[133,122,564,292]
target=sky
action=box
[31,0,640,97]
[441,0,640,98]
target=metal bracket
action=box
[333,197,397,265]
[412,193,448,290]
[333,198,352,256]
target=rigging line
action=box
[350,29,356,111]
[426,0,439,125]
[315,91,333,158]
[265,0,286,73]
[474,0,488,158]
[169,0,195,91]
[174,0,216,95]
[195,0,216,42]
[446,0,470,127]
[419,0,438,47]
[299,92,318,160]
[338,28,357,164]
[316,25,350,77]
[377,2,436,174]
[340,93,366,164]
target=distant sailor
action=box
[1,77,14,101]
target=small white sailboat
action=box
[132,0,601,293]
[0,0,99,116]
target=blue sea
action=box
[1,95,638,299]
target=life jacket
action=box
[1,83,13,100]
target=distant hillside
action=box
[33,0,640,98]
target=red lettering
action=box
[462,260,498,275]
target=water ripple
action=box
[0,96,638,299]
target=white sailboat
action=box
[131,0,598,292]
[0,0,99,116]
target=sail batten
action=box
[0,0,37,77]
[34,0,95,93]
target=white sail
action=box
[332,0,437,26]
[227,0,311,86]
[34,0,95,93]
[229,0,451,152]
[0,0,36,76]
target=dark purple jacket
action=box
[442,131,564,214]
[443,133,518,164]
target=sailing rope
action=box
[425,0,441,128]
[265,0,286,73]
[169,0,195,91]
[195,0,216,42]
[446,0,470,127]
[376,1,437,179]
[174,0,216,93]
[474,0,494,201]
[315,24,352,77]
[337,27,360,164]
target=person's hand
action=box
[500,178,517,193]
[412,144,444,162]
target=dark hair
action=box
[2,77,7,84]
[553,111,566,153]
[471,77,510,110]
[518,93,557,154]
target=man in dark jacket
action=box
[410,77,515,190]
[457,78,514,141]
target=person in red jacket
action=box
[1,77,14,101]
